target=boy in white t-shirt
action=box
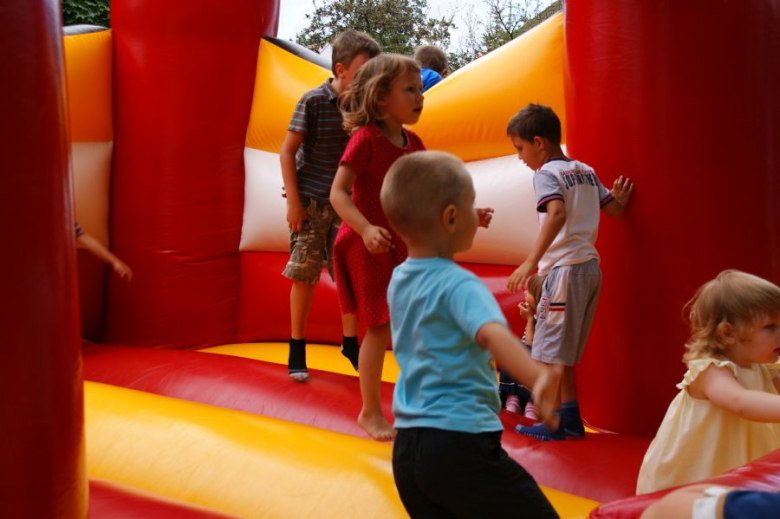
[505,103,634,441]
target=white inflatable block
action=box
[456,154,538,265]
[240,148,541,266]
[240,147,288,252]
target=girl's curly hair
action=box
[682,270,780,362]
[340,54,420,135]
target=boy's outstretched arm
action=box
[507,199,565,293]
[476,207,494,228]
[476,322,561,429]
[602,176,634,218]
[77,232,132,280]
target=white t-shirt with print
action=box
[533,158,613,275]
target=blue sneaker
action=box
[515,422,586,441]
[515,423,565,441]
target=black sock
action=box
[288,338,307,374]
[341,336,359,372]
[560,400,585,435]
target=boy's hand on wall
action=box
[611,176,634,208]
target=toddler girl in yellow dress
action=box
[636,270,780,494]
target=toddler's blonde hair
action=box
[341,54,420,135]
[526,275,545,305]
[683,270,780,362]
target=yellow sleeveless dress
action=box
[636,358,780,494]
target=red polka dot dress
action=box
[334,123,426,327]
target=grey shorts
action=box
[533,259,602,366]
[282,197,341,285]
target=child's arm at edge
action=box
[280,130,306,232]
[507,199,565,293]
[77,232,132,280]
[640,484,729,519]
[330,164,393,253]
[697,364,780,422]
[476,322,562,428]
[601,176,634,218]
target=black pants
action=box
[393,428,559,518]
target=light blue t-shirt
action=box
[388,257,507,433]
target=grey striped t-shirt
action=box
[288,79,351,201]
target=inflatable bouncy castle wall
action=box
[2,0,779,517]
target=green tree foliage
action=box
[449,0,561,70]
[296,0,454,56]
[62,0,111,28]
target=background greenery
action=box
[62,0,111,27]
[60,0,561,70]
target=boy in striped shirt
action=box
[280,30,380,382]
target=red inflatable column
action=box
[565,1,780,435]
[0,0,86,515]
[104,0,279,348]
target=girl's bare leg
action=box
[357,323,395,441]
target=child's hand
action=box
[533,364,563,431]
[477,207,494,228]
[611,176,634,208]
[287,199,307,233]
[362,225,394,254]
[518,301,534,321]
[507,261,535,294]
[112,259,133,281]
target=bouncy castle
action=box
[2,0,779,517]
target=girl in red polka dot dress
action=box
[330,54,427,441]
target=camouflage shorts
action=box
[282,197,341,285]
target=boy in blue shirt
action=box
[381,151,560,518]
[414,45,448,92]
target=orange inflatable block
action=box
[411,12,566,162]
[245,39,330,153]
[63,30,113,142]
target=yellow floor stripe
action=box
[199,343,597,434]
[199,342,401,383]
[85,381,600,518]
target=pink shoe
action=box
[524,402,538,421]
[506,395,521,414]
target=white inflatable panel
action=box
[240,147,287,252]
[240,148,541,266]
[455,154,538,266]
[72,141,113,245]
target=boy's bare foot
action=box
[358,409,396,442]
